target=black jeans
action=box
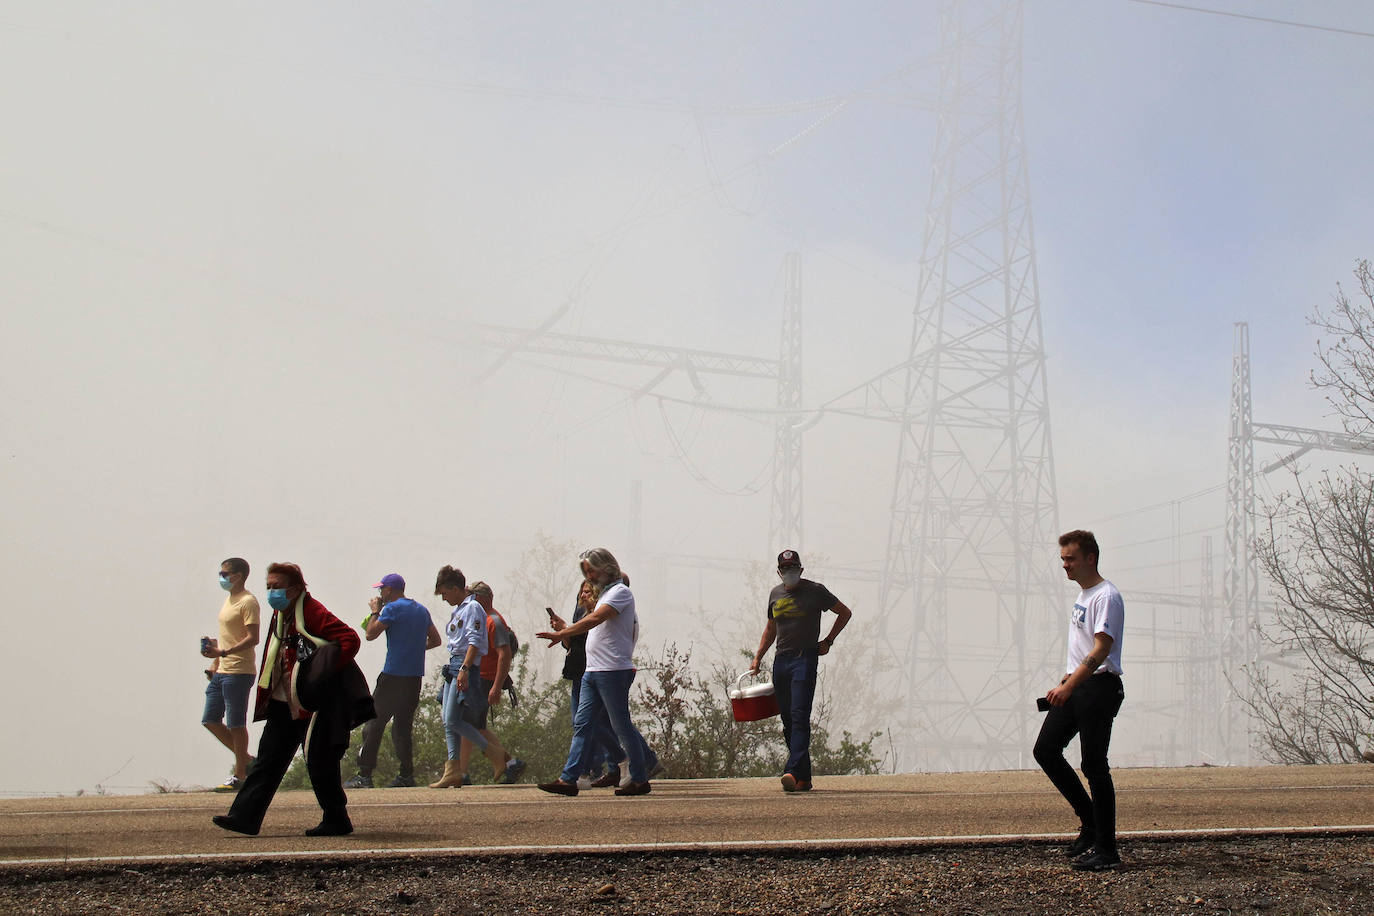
[356,673,422,778]
[1033,673,1125,854]
[228,699,349,831]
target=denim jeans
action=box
[202,672,256,729]
[773,649,819,782]
[1033,672,1125,854]
[561,668,648,784]
[569,674,616,775]
[441,659,488,760]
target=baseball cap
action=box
[372,573,405,590]
[777,550,802,569]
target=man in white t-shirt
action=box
[1034,529,1126,872]
[535,547,653,797]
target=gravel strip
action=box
[4,835,1373,915]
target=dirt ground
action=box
[3,833,1373,915]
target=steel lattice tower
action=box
[771,253,805,552]
[1222,322,1259,763]
[876,0,1061,771]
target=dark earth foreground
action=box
[2,834,1371,915]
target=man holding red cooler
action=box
[748,549,852,792]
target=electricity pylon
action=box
[1221,321,1374,763]
[835,0,1061,770]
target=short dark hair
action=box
[435,565,466,593]
[1058,530,1100,562]
[221,557,249,578]
[266,562,307,591]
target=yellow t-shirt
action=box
[217,591,261,675]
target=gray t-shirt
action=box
[767,579,839,653]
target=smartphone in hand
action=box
[546,607,555,619]
[1036,696,1051,712]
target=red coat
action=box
[253,593,360,723]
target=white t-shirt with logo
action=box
[1066,579,1125,676]
[585,580,638,672]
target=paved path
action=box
[3,765,1372,866]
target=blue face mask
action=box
[267,588,291,610]
[218,574,233,591]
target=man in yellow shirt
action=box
[200,557,261,791]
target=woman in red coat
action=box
[213,562,362,837]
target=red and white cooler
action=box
[729,671,780,722]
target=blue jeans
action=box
[441,660,488,760]
[561,669,648,784]
[569,675,616,775]
[202,672,256,729]
[773,650,819,782]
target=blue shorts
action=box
[202,673,256,729]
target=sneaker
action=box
[577,775,593,790]
[537,779,579,797]
[780,773,798,792]
[214,775,242,793]
[386,775,416,788]
[614,781,651,796]
[343,774,373,789]
[498,758,527,784]
[1065,830,1095,858]
[590,770,620,789]
[1071,850,1121,872]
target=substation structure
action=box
[469,0,1374,773]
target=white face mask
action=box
[779,569,802,588]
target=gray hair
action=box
[579,547,623,596]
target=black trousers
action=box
[356,673,422,777]
[228,699,349,831]
[1033,673,1125,854]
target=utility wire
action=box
[1127,0,1374,39]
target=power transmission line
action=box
[1127,0,1374,39]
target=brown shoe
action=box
[614,781,651,796]
[429,759,464,789]
[589,771,620,789]
[780,773,798,792]
[795,780,813,792]
[537,779,579,797]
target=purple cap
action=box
[777,550,802,569]
[372,573,405,590]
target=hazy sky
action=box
[2,1,1372,794]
